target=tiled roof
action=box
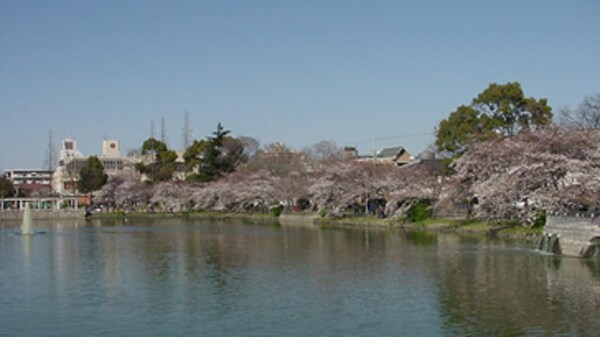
[377,147,405,158]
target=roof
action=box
[403,158,447,173]
[17,183,52,191]
[377,147,406,159]
[4,169,54,174]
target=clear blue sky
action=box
[1,0,599,170]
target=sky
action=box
[1,0,599,170]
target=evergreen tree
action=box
[79,156,108,193]
[183,123,246,182]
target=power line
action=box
[347,132,432,146]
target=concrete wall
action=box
[0,209,85,222]
[545,216,600,256]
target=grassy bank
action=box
[89,210,280,224]
[316,216,542,240]
[90,211,542,240]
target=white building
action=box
[102,140,120,158]
[53,138,140,195]
[3,169,54,196]
[58,138,84,166]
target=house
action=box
[375,146,412,166]
[354,146,413,166]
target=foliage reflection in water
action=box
[0,218,599,337]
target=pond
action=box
[1,218,599,336]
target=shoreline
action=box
[89,211,542,241]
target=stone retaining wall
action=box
[0,209,85,222]
[544,216,600,256]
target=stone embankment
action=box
[0,209,85,222]
[541,215,600,257]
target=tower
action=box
[102,140,120,158]
[59,138,83,166]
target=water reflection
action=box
[434,236,600,336]
[1,219,599,336]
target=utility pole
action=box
[160,117,167,146]
[181,110,193,151]
[44,131,57,171]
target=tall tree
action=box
[303,140,345,162]
[0,175,15,198]
[79,156,108,194]
[219,136,247,173]
[436,82,552,156]
[559,93,600,129]
[141,138,168,156]
[210,122,230,146]
[238,136,261,158]
[137,138,177,182]
[184,123,245,182]
[64,160,81,195]
[184,139,218,182]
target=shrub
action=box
[270,204,284,217]
[407,199,433,223]
[532,209,546,229]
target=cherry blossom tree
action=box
[443,126,600,224]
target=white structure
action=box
[59,138,84,166]
[102,140,120,158]
[3,169,54,195]
[53,138,140,196]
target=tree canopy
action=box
[141,138,168,155]
[560,93,600,129]
[78,156,108,193]
[184,139,218,182]
[184,123,246,182]
[136,138,178,182]
[0,175,15,198]
[436,82,552,156]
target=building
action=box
[357,146,413,166]
[100,139,127,172]
[58,138,84,166]
[375,146,412,166]
[344,146,359,159]
[3,169,54,196]
[53,138,140,195]
[102,140,120,158]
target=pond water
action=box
[1,218,599,336]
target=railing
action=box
[0,197,79,211]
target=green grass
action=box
[91,211,543,239]
[89,210,278,221]
[403,217,542,237]
[315,216,395,227]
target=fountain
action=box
[20,203,35,235]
